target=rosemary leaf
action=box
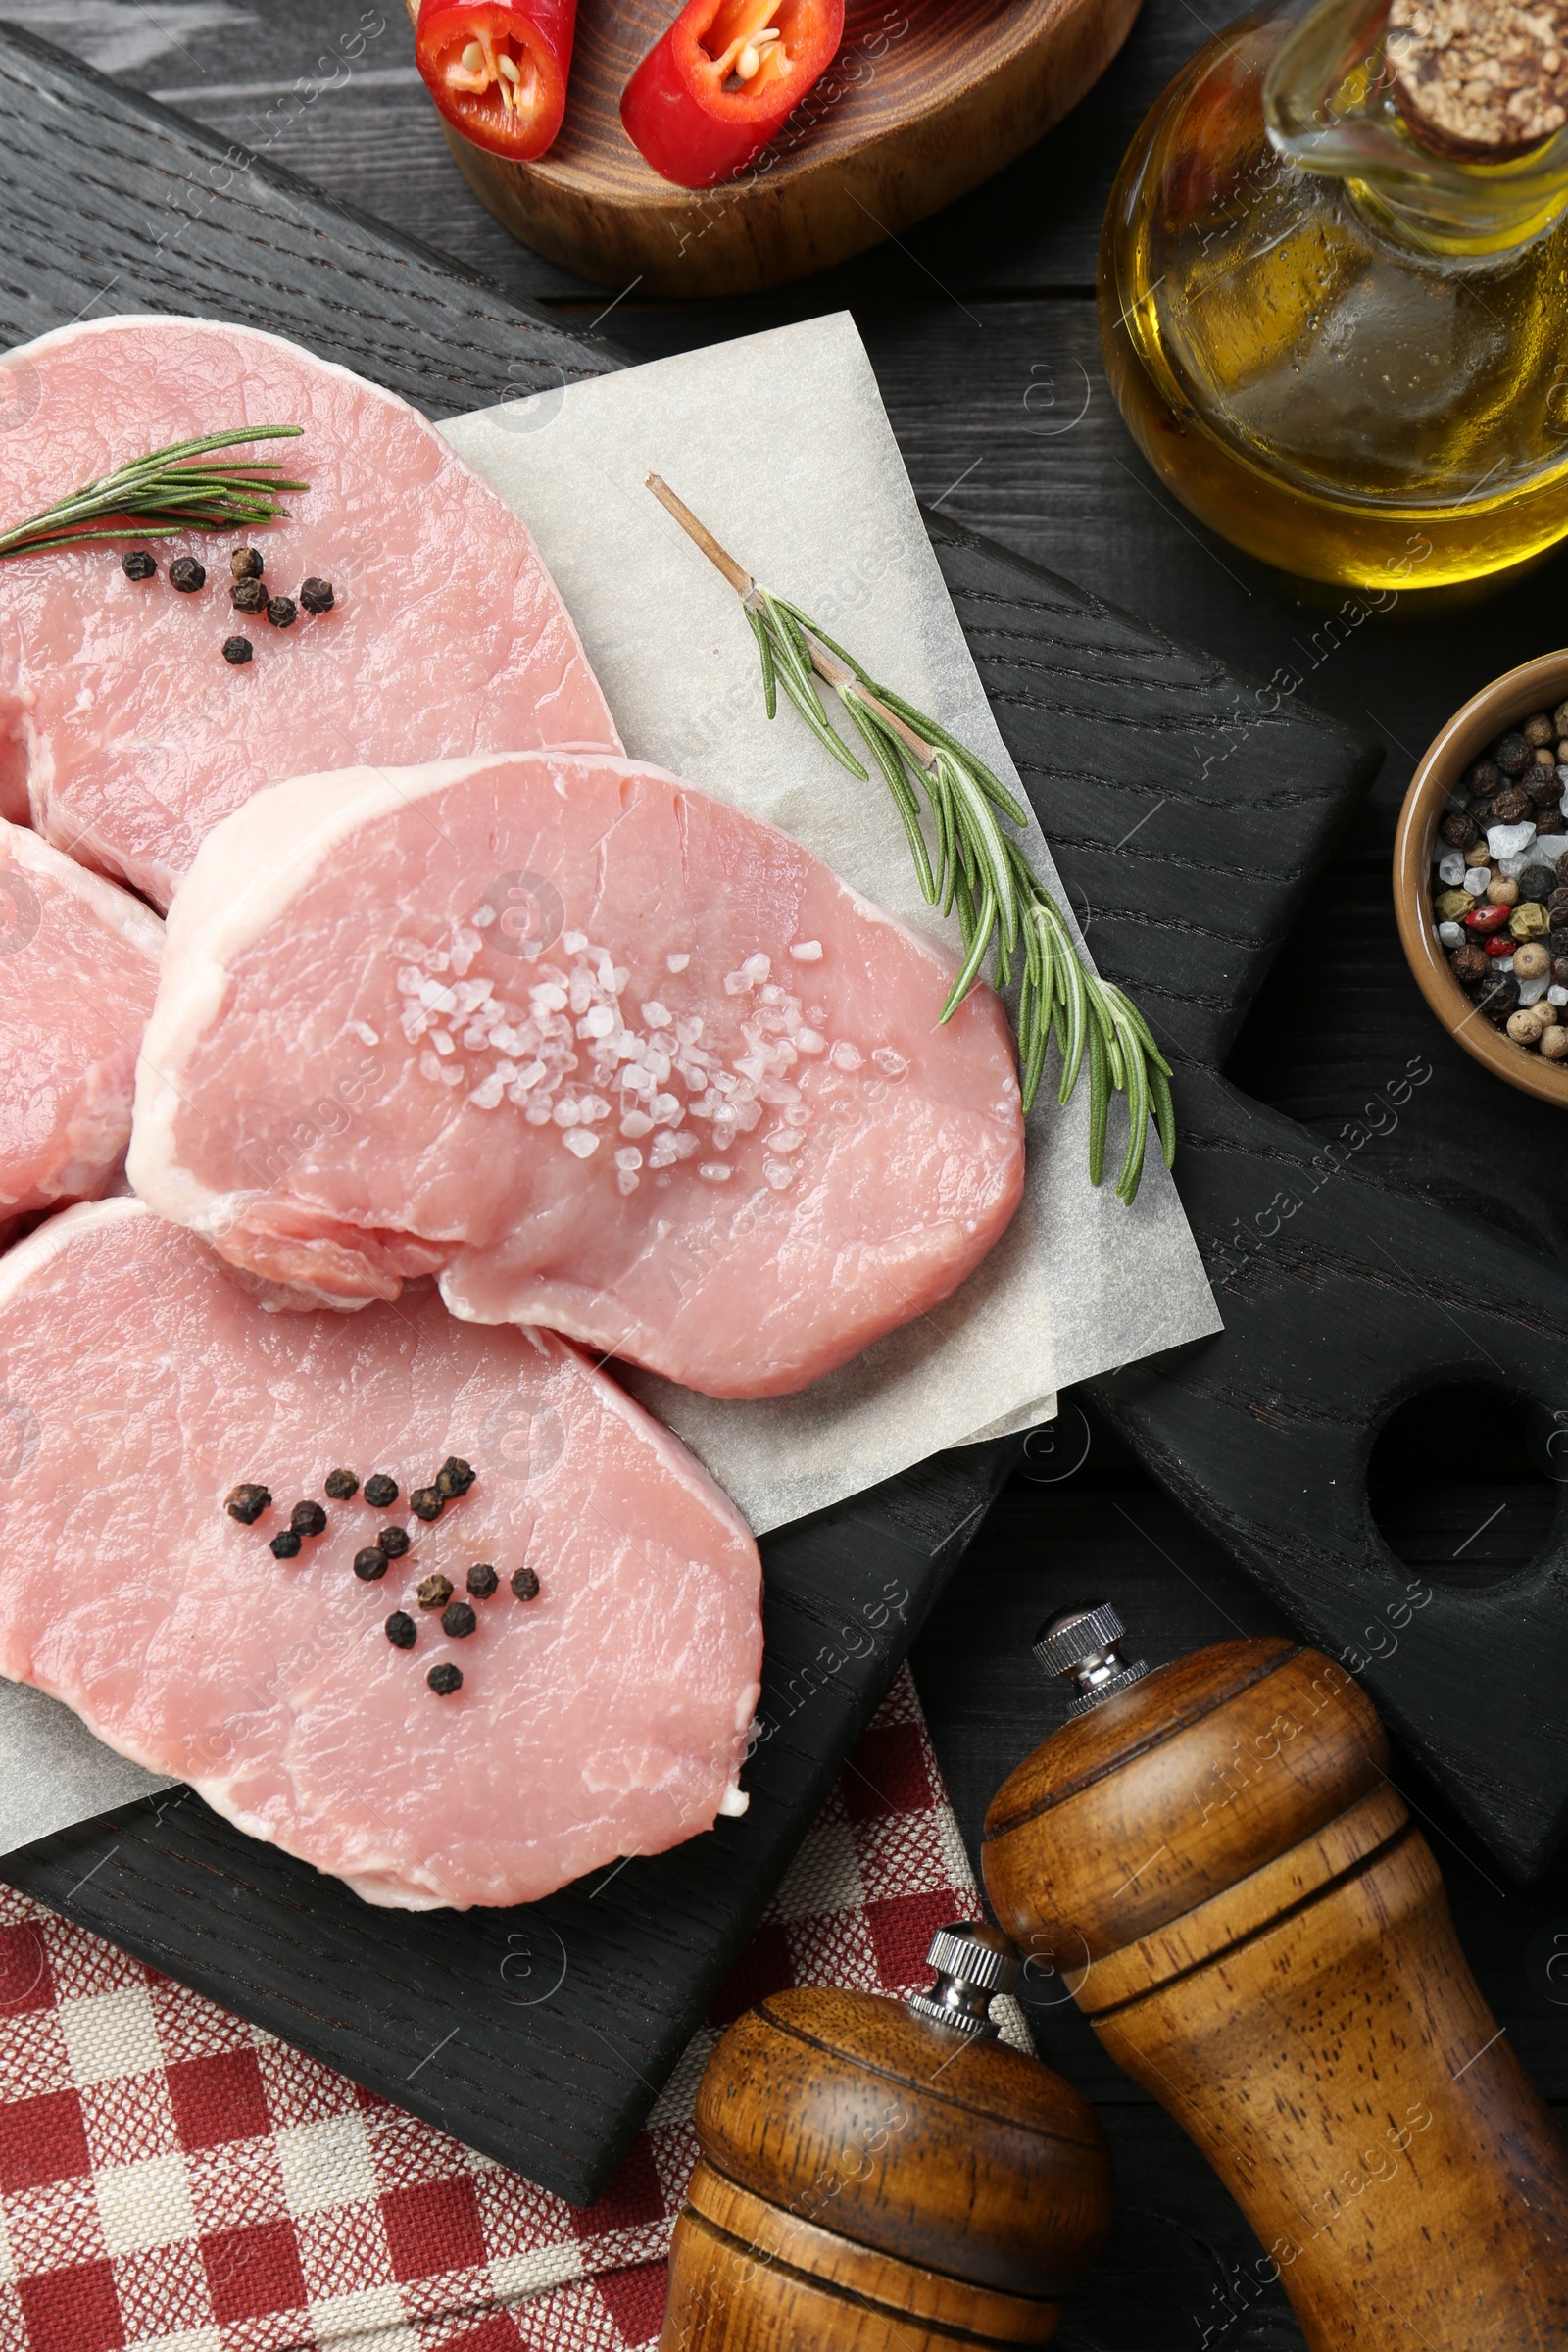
[0,425,307,563]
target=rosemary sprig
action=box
[646,473,1175,1204]
[0,426,308,562]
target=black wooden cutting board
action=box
[0,23,1378,2203]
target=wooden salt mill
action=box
[983,1605,1568,2351]
[659,1920,1113,2350]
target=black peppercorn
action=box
[1557,850,1568,884]
[427,1663,463,1695]
[466,1562,499,1599]
[364,1474,398,1507]
[410,1486,444,1522]
[1554,956,1568,989]
[231,546,264,580]
[441,1601,477,1639]
[1529,769,1563,808]
[324,1468,359,1500]
[385,1610,416,1649]
[1549,887,1568,919]
[1494,731,1533,776]
[1517,864,1557,905]
[378,1525,411,1559]
[270,1529,303,1559]
[1440,809,1480,851]
[224,1482,271,1524]
[354,1546,389,1582]
[222,636,253,666]
[511,1565,541,1601]
[1475,973,1521,1024]
[1491,783,1534,825]
[1465,759,1502,797]
[436,1456,476,1498]
[417,1573,454,1610]
[266,595,298,630]
[230,578,268,615]
[300,576,334,614]
[122,550,158,580]
[1449,943,1491,987]
[290,1500,327,1538]
[169,556,207,593]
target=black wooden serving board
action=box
[0,23,1378,2205]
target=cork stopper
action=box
[1387,0,1568,158]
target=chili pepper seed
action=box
[441,1601,477,1639]
[427,1663,463,1695]
[511,1565,541,1601]
[222,637,253,666]
[385,1611,416,1649]
[291,1500,327,1538]
[354,1546,388,1582]
[122,551,158,580]
[417,1573,454,1610]
[410,1486,444,1522]
[224,1482,271,1524]
[170,557,207,593]
[324,1468,359,1500]
[379,1525,411,1559]
[270,1529,303,1559]
[364,1474,398,1507]
[437,1456,476,1498]
[466,1562,499,1598]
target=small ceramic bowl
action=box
[1394,650,1568,1109]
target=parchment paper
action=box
[0,315,1220,1861]
[440,315,1221,1533]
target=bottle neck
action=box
[1264,0,1568,253]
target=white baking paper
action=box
[440,314,1221,1533]
[0,314,1221,1861]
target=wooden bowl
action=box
[1394,651,1568,1108]
[402,0,1143,296]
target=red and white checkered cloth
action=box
[0,1664,1015,2352]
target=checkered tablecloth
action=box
[0,1664,1009,2352]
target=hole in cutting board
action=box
[1368,1381,1562,1587]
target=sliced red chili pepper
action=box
[416,0,577,163]
[621,0,845,190]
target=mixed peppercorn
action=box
[122,541,335,665]
[1431,706,1568,1062]
[221,1454,541,1697]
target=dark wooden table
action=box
[6,4,1567,2343]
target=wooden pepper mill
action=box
[983,1605,1568,2350]
[659,1920,1114,2350]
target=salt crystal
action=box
[419,979,458,1013]
[648,1133,679,1168]
[401,1007,430,1043]
[829,1041,863,1071]
[872,1047,908,1079]
[614,1147,644,1173]
[441,1064,463,1088]
[1549,984,1568,1005]
[564,1129,599,1158]
[783,1103,811,1127]
[620,1110,655,1138]
[581,1096,612,1123]
[1437,921,1464,949]
[723,969,751,995]
[563,930,588,953]
[1437,851,1467,888]
[431,1031,455,1057]
[666,953,691,973]
[351,1022,379,1047]
[1489,820,1537,859]
[672,1132,699,1159]
[468,1072,505,1110]
[1519,975,1547,1004]
[698,1162,733,1182]
[512,1059,547,1092]
[790,941,823,962]
[675,1017,705,1045]
[418,1050,444,1083]
[766,1129,805,1153]
[396,966,424,995]
[1463,867,1490,895]
[796,1029,826,1054]
[616,1171,639,1195]
[650,1094,682,1124]
[763,1161,796,1190]
[580,1005,616,1039]
[473,905,497,928]
[523,1100,554,1123]
[531,983,568,1014]
[641,1001,672,1028]
[553,1100,581,1127]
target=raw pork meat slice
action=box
[0,1201,761,1909]
[0,316,619,908]
[129,750,1025,1398]
[0,816,162,1234]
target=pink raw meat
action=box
[129,750,1025,1398]
[0,815,162,1234]
[0,316,619,909]
[0,1200,761,1908]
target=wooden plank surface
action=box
[1,4,1565,2338]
